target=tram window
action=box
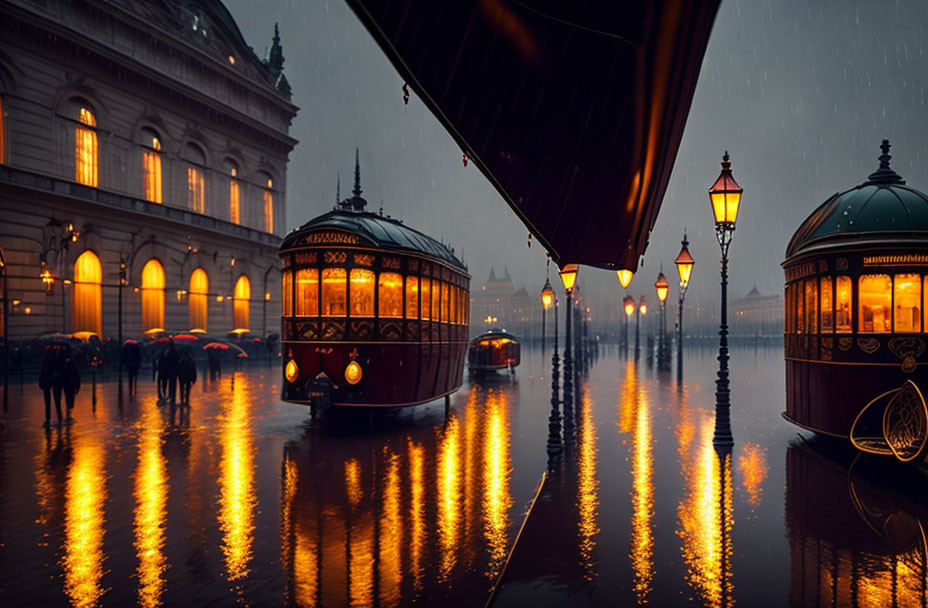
[784,284,792,334]
[441,282,450,323]
[282,270,293,316]
[894,273,921,333]
[421,278,431,320]
[350,269,374,316]
[796,282,804,335]
[820,277,833,332]
[450,286,457,324]
[836,276,851,333]
[296,268,318,316]
[379,272,403,318]
[405,276,419,319]
[322,268,347,316]
[924,276,928,333]
[859,274,891,333]
[431,279,440,323]
[805,279,818,334]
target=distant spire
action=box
[353,148,362,198]
[503,264,511,282]
[266,23,291,99]
[867,139,905,184]
[489,267,497,283]
[336,173,340,206]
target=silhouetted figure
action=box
[60,346,80,420]
[158,342,179,405]
[39,346,63,426]
[121,341,142,396]
[177,350,197,404]
[207,347,222,381]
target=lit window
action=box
[819,277,833,332]
[75,107,98,187]
[73,250,102,336]
[835,276,851,333]
[859,274,891,333]
[350,269,374,316]
[420,278,431,321]
[405,276,419,319]
[230,166,240,224]
[188,166,205,213]
[282,270,293,316]
[431,278,440,323]
[142,131,162,203]
[378,272,403,318]
[296,268,318,316]
[233,274,250,331]
[142,259,165,332]
[441,282,450,323]
[322,268,346,316]
[189,268,209,332]
[264,177,274,234]
[894,273,921,333]
[804,279,818,334]
[796,282,804,335]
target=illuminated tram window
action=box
[820,277,833,332]
[431,278,440,322]
[282,270,293,316]
[296,268,318,316]
[421,278,431,321]
[836,276,851,333]
[378,272,402,318]
[349,269,374,316]
[924,276,928,333]
[805,279,818,334]
[859,274,891,333]
[894,273,921,333]
[405,276,419,319]
[322,268,346,316]
[796,282,804,335]
[440,281,450,323]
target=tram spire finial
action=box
[336,173,340,206]
[353,148,362,198]
[867,139,905,185]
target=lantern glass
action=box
[708,152,743,227]
[541,280,555,310]
[675,242,695,288]
[616,269,634,289]
[624,297,635,317]
[639,296,647,315]
[655,272,669,303]
[558,264,578,291]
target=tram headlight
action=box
[285,359,299,383]
[345,360,363,385]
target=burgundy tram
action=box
[783,141,928,439]
[279,198,470,409]
[468,329,520,373]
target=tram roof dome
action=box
[786,140,928,260]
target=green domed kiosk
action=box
[783,140,928,449]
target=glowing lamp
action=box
[616,269,634,289]
[624,296,635,317]
[675,234,695,288]
[284,359,299,382]
[558,264,579,291]
[345,360,363,385]
[655,272,669,303]
[709,151,743,227]
[639,295,647,315]
[540,279,555,311]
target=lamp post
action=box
[623,295,634,357]
[636,295,647,362]
[655,270,669,370]
[708,151,743,450]
[558,264,578,446]
[117,260,126,396]
[546,288,562,457]
[541,279,554,356]
[675,232,694,381]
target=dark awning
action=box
[344,0,721,270]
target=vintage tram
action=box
[279,183,469,409]
[467,329,521,374]
[783,140,928,440]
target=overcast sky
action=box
[224,0,928,315]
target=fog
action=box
[225,0,928,314]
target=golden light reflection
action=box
[630,380,654,602]
[408,440,426,592]
[134,397,168,607]
[677,414,734,608]
[482,388,512,578]
[218,375,256,581]
[378,449,402,607]
[63,435,107,607]
[738,442,768,508]
[345,458,362,507]
[578,386,600,580]
[438,414,462,581]
[348,499,375,607]
[618,359,637,434]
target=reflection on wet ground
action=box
[2,346,928,606]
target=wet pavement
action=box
[1,345,926,607]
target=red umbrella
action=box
[172,334,201,342]
[122,339,139,346]
[203,342,229,350]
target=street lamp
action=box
[546,281,561,457]
[623,295,635,357]
[636,295,647,361]
[655,270,669,370]
[674,232,695,381]
[616,268,634,289]
[541,279,554,354]
[558,263,578,446]
[708,151,743,450]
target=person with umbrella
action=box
[39,345,63,427]
[121,340,142,396]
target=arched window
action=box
[183,143,206,214]
[75,105,98,187]
[73,250,102,336]
[227,161,241,224]
[141,259,165,332]
[233,274,250,331]
[262,175,274,233]
[141,128,162,203]
[189,268,209,332]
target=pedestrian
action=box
[122,340,142,396]
[59,345,80,422]
[39,345,63,427]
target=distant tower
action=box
[266,23,291,99]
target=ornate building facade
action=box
[0,0,298,340]
[470,267,539,340]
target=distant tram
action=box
[468,329,520,374]
[279,170,469,409]
[783,141,928,440]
